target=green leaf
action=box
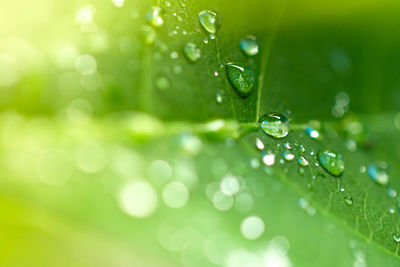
[1,0,400,266]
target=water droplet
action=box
[298,156,309,167]
[299,144,306,154]
[344,196,353,206]
[367,163,389,185]
[183,42,201,62]
[111,0,125,7]
[283,142,292,150]
[214,71,219,77]
[155,76,170,90]
[305,126,320,139]
[163,1,171,8]
[261,112,289,138]
[170,51,179,59]
[360,166,366,173]
[255,138,264,150]
[215,92,224,104]
[318,150,344,177]
[146,6,164,27]
[240,216,265,240]
[262,151,275,166]
[298,167,305,175]
[388,207,396,214]
[225,62,255,98]
[282,151,295,162]
[240,35,259,56]
[250,158,260,169]
[198,10,221,35]
[393,233,400,243]
[387,188,397,198]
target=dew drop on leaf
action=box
[260,112,289,138]
[215,92,223,104]
[393,233,400,243]
[367,163,389,185]
[146,6,164,27]
[198,10,222,35]
[297,155,309,167]
[305,126,320,139]
[262,151,275,166]
[255,138,264,150]
[225,62,255,98]
[318,150,344,177]
[183,42,201,62]
[387,188,397,198]
[240,35,259,56]
[344,196,353,206]
[282,151,295,162]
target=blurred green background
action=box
[1,0,400,266]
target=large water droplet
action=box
[225,63,255,98]
[146,6,164,27]
[260,112,289,138]
[367,163,389,185]
[183,42,201,62]
[240,35,259,56]
[318,150,344,177]
[198,10,222,35]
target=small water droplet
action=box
[340,187,345,192]
[261,112,289,139]
[344,196,353,206]
[215,92,224,104]
[393,233,400,243]
[387,188,397,198]
[225,62,255,98]
[183,42,201,62]
[299,144,306,154]
[298,167,305,175]
[250,158,260,169]
[170,51,179,59]
[240,35,259,56]
[305,126,320,139]
[146,6,164,27]
[367,163,389,185]
[163,1,171,8]
[298,156,309,167]
[360,166,366,173]
[283,142,292,149]
[262,151,275,166]
[255,138,264,150]
[318,150,344,177]
[282,151,295,162]
[198,10,222,35]
[214,71,219,77]
[388,207,396,214]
